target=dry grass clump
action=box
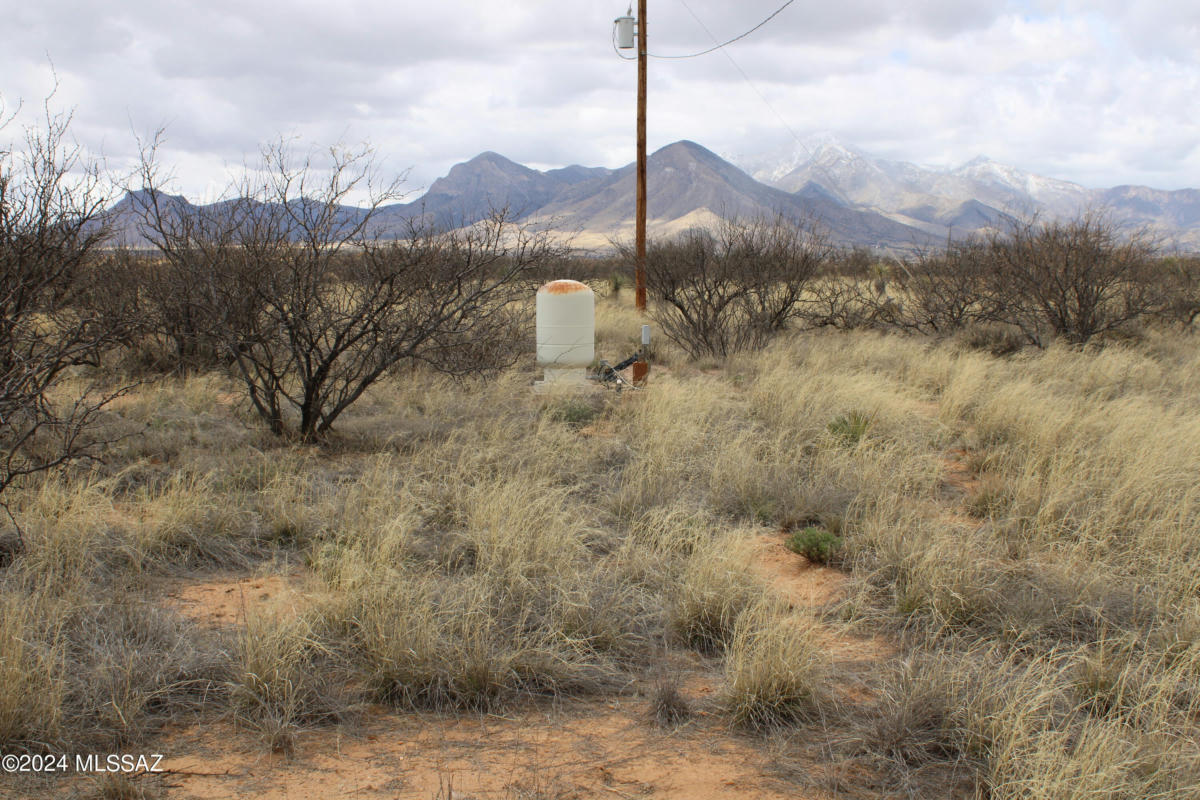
[326,572,634,711]
[0,583,223,752]
[298,402,666,710]
[305,459,651,710]
[667,531,762,654]
[89,772,165,800]
[854,643,1200,798]
[649,674,693,727]
[606,376,744,522]
[0,589,67,747]
[229,612,353,753]
[723,599,830,730]
[865,653,978,772]
[130,470,255,567]
[8,468,258,587]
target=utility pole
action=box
[615,4,651,384]
[635,0,647,312]
[615,5,648,312]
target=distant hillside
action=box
[732,134,1200,248]
[104,137,1200,252]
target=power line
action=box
[610,1,861,213]
[611,0,796,61]
[651,0,796,59]
[673,0,857,208]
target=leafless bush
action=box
[0,103,132,518]
[1158,255,1200,326]
[889,240,990,335]
[638,215,833,358]
[136,138,562,441]
[798,276,887,330]
[981,212,1163,346]
[829,246,876,280]
[791,216,1170,345]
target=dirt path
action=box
[750,532,895,696]
[134,557,845,800]
[126,532,889,800]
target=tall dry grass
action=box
[2,307,1199,796]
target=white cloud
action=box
[1,0,1196,195]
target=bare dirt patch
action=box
[751,532,847,609]
[152,703,834,800]
[163,570,310,628]
[750,532,895,700]
[939,447,982,497]
[125,533,888,800]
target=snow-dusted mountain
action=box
[107,136,1200,252]
[730,136,1199,247]
[105,142,941,251]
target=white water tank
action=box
[536,280,594,376]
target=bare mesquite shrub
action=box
[797,249,889,330]
[1159,254,1200,326]
[136,140,562,441]
[0,105,132,514]
[131,194,242,371]
[980,212,1163,346]
[890,239,991,335]
[638,215,833,358]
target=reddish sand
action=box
[151,703,835,800]
[940,447,982,497]
[750,532,847,608]
[750,532,896,674]
[164,572,309,627]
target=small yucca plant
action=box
[828,411,871,445]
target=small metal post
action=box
[633,324,650,384]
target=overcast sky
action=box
[3,0,1198,201]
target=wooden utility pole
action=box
[635,0,648,312]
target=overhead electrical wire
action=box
[609,0,860,211]
[672,0,857,208]
[612,0,796,61]
[677,0,912,273]
[652,0,796,59]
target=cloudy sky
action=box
[3,0,1198,201]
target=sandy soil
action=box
[164,571,309,627]
[147,702,835,800]
[939,447,982,497]
[750,531,895,687]
[751,532,847,608]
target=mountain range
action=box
[733,134,1200,249]
[107,136,1200,252]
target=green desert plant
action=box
[785,525,843,565]
[827,411,871,445]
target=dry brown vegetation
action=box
[4,282,1200,797]
[4,119,1200,797]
